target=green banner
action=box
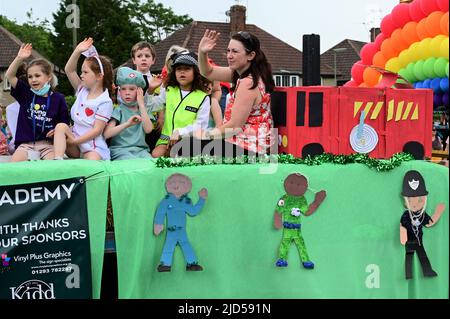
[0,178,91,299]
[109,160,449,299]
[0,160,108,299]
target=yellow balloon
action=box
[440,37,449,59]
[385,57,402,73]
[408,42,421,63]
[398,50,412,68]
[418,38,432,60]
[430,35,446,57]
[34,104,41,111]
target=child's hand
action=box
[75,37,94,53]
[136,88,145,106]
[199,29,220,54]
[148,75,163,93]
[127,115,142,126]
[169,130,180,146]
[46,129,55,138]
[155,116,164,132]
[17,44,33,60]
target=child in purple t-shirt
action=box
[5,43,69,162]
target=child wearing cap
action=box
[103,67,154,160]
[150,51,211,158]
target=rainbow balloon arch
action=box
[347,0,449,110]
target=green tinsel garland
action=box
[155,152,415,171]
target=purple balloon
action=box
[443,93,449,107]
[433,93,443,106]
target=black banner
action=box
[0,177,92,299]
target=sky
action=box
[0,0,400,53]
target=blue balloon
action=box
[423,79,431,89]
[440,77,449,93]
[431,78,442,93]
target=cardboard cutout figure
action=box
[274,173,326,269]
[154,173,208,272]
[400,170,445,279]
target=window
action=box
[271,91,287,127]
[273,74,301,87]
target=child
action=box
[150,51,211,158]
[103,67,153,160]
[5,43,69,162]
[53,38,114,160]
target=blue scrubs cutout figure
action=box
[154,173,208,272]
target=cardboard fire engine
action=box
[271,87,433,159]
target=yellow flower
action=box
[34,104,41,111]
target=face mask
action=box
[31,83,51,96]
[122,100,138,107]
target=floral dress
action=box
[223,76,273,154]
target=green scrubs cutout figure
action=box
[400,170,445,280]
[154,173,208,272]
[274,173,326,269]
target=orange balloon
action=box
[363,67,381,87]
[417,17,431,40]
[381,38,399,60]
[359,82,369,88]
[391,29,409,52]
[401,21,420,46]
[441,12,449,36]
[425,11,444,38]
[372,51,387,68]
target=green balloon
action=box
[446,62,449,78]
[413,60,426,81]
[423,57,437,79]
[434,58,448,78]
[399,68,412,83]
[406,63,418,83]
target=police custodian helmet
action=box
[402,170,429,197]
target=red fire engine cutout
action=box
[271,87,433,159]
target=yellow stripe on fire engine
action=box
[371,102,384,120]
[411,104,419,120]
[387,100,394,121]
[354,102,364,118]
[363,102,373,120]
[395,101,404,121]
[402,102,414,120]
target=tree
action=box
[0,10,54,59]
[51,0,142,70]
[124,0,192,44]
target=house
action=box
[0,25,62,108]
[150,5,336,87]
[320,28,381,86]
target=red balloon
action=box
[381,14,396,37]
[437,0,449,12]
[360,43,378,65]
[392,3,412,29]
[374,33,387,50]
[344,80,358,87]
[409,0,426,22]
[420,0,440,15]
[351,60,365,84]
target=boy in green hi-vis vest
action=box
[274,173,326,269]
[150,52,211,158]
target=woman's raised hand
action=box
[198,29,220,54]
[17,43,33,60]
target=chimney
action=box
[229,5,246,34]
[370,27,381,42]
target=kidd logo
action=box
[10,280,55,299]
